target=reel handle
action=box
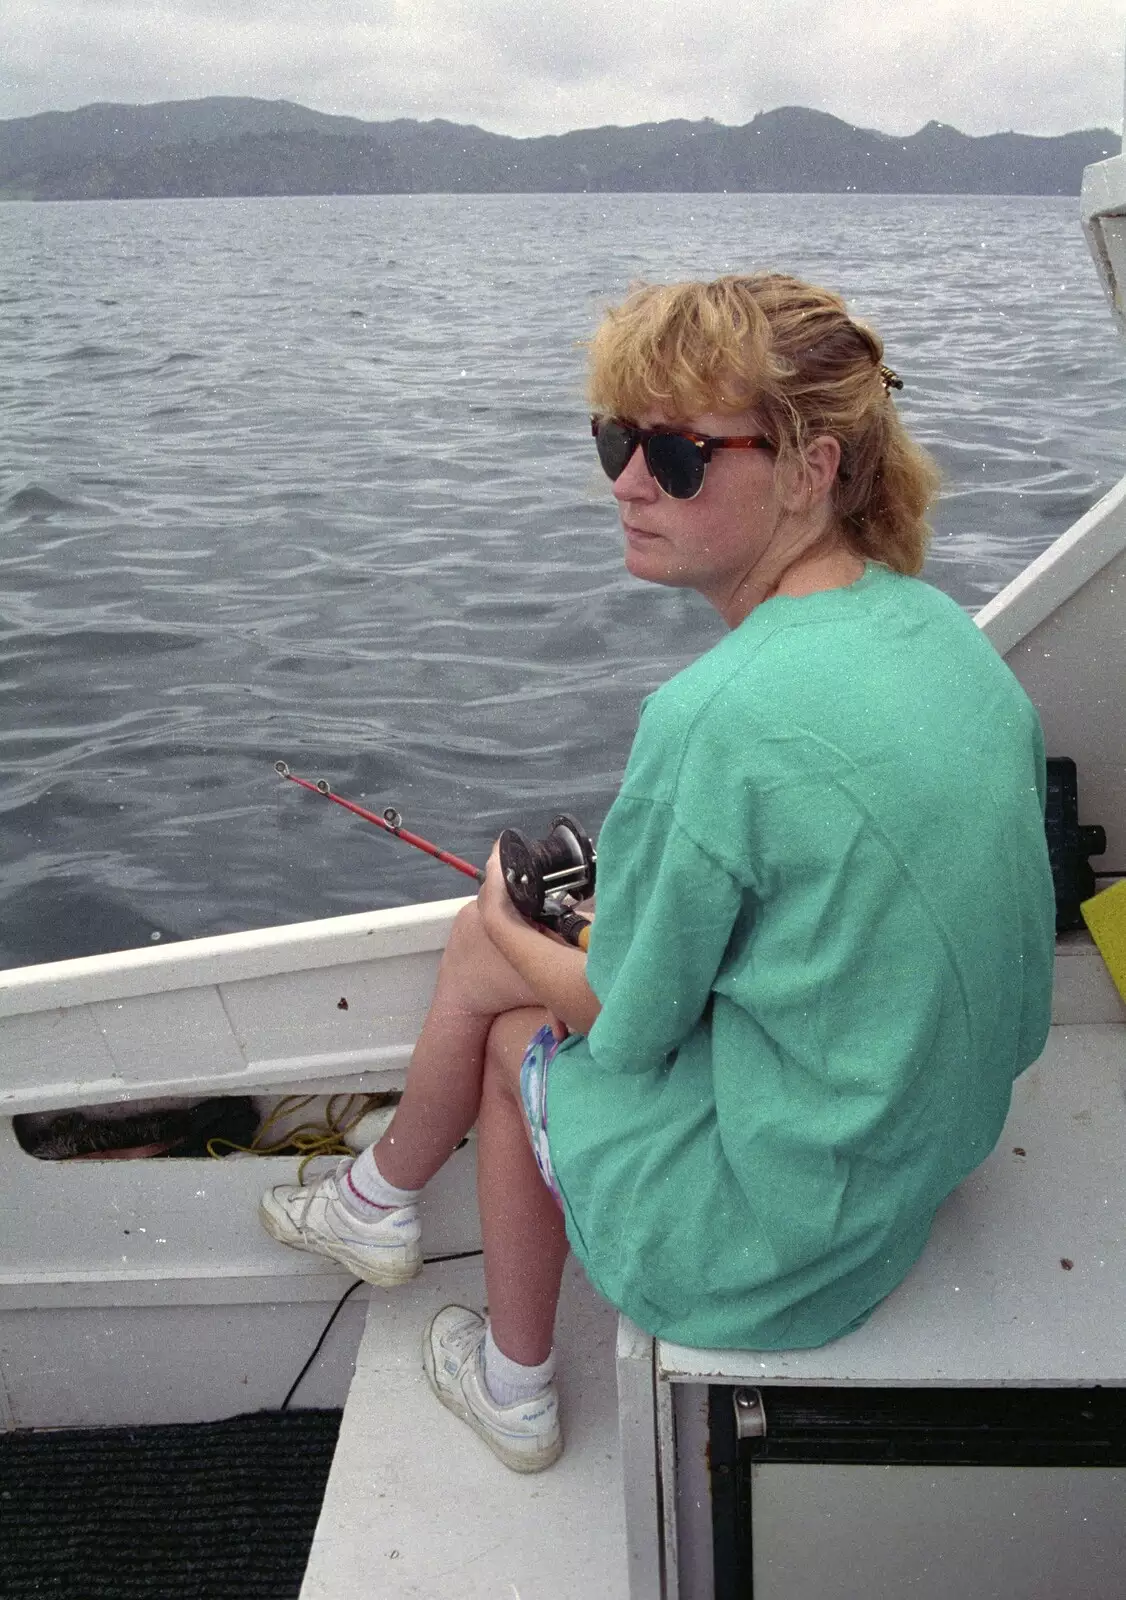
[551,909,592,952]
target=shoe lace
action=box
[295,1157,352,1230]
[440,1313,485,1362]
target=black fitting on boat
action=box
[1044,758,1106,930]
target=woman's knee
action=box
[483,1007,546,1102]
[437,900,543,1016]
[443,898,486,963]
[437,899,496,989]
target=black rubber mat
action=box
[0,1408,342,1599]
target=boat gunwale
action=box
[0,894,472,1018]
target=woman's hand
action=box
[474,838,602,1039]
[476,840,533,944]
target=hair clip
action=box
[879,365,904,393]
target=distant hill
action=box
[0,98,1117,200]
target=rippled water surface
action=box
[1,192,1123,967]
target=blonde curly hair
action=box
[587,273,940,575]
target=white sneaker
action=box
[259,1158,422,1287]
[422,1305,563,1473]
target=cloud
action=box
[1,0,1121,136]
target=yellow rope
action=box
[206,1091,399,1180]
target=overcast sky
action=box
[3,0,1123,138]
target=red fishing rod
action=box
[275,760,596,948]
[274,761,484,882]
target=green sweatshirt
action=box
[547,562,1056,1350]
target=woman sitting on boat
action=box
[261,272,1056,1473]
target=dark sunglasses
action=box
[591,415,776,501]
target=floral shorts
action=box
[518,1023,563,1209]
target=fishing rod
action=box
[275,761,483,881]
[275,761,596,949]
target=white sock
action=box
[337,1146,422,1219]
[483,1324,556,1407]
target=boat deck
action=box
[300,1255,628,1600]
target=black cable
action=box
[280,1250,484,1411]
[281,1280,362,1411]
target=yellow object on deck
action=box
[1082,879,1126,1004]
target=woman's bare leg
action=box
[373,900,542,1190]
[369,904,568,1362]
[476,1007,570,1366]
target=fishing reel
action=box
[499,814,596,941]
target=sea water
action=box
[0,192,1122,967]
